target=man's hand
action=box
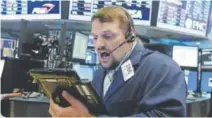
[1,93,21,100]
[49,91,95,117]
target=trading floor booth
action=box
[1,0,212,117]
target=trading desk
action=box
[186,94,211,117]
[7,93,211,117]
[9,94,50,117]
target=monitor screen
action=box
[0,0,61,20]
[207,2,212,39]
[157,0,211,36]
[92,0,152,26]
[1,58,44,93]
[88,35,95,47]
[73,64,94,81]
[0,60,5,79]
[172,46,198,67]
[183,69,198,92]
[201,49,212,67]
[69,0,152,26]
[201,71,212,93]
[86,49,97,64]
[69,0,92,21]
[72,32,89,61]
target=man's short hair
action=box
[91,6,130,33]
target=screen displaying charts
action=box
[69,0,92,21]
[201,49,212,67]
[183,69,198,92]
[0,0,61,20]
[157,0,211,36]
[69,0,152,26]
[172,46,198,67]
[92,0,152,25]
[207,3,212,39]
[201,71,212,93]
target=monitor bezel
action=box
[172,45,199,68]
[70,31,89,64]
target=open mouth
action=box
[100,51,110,59]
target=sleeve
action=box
[131,55,187,117]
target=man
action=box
[49,6,187,117]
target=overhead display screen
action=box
[92,0,152,25]
[207,3,212,39]
[0,0,61,20]
[69,0,152,26]
[69,0,92,21]
[201,49,212,67]
[157,0,211,36]
[172,46,198,67]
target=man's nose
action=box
[95,37,105,49]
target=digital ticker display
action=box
[69,0,152,26]
[69,0,92,21]
[1,0,28,15]
[157,0,211,36]
[93,0,151,25]
[201,49,212,67]
[207,3,212,39]
[0,0,61,20]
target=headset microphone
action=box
[108,40,128,55]
[108,32,136,54]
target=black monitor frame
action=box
[172,45,199,68]
[200,69,212,93]
[182,67,199,93]
[200,48,212,69]
[1,57,44,93]
[70,31,88,64]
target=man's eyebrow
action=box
[91,30,113,36]
[101,30,112,33]
[90,33,97,36]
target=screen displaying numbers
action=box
[69,0,152,26]
[207,3,212,39]
[69,0,92,21]
[1,0,61,20]
[157,0,211,36]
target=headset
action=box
[119,6,136,43]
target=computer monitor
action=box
[172,46,198,67]
[183,69,198,92]
[201,71,212,93]
[86,49,97,64]
[88,36,95,48]
[73,65,94,81]
[201,49,212,67]
[1,0,61,20]
[71,32,89,64]
[1,58,44,93]
[0,60,5,79]
[207,2,212,39]
[156,1,210,36]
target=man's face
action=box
[91,19,131,70]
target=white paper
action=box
[0,60,5,79]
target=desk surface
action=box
[9,94,49,103]
[186,93,211,103]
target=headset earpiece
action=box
[125,30,136,43]
[120,7,136,43]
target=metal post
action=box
[59,22,67,61]
[18,19,28,57]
